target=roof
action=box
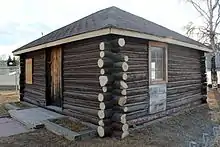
[13,6,211,54]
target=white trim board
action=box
[13,28,212,55]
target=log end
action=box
[98,110,105,119]
[100,51,105,58]
[118,38,125,47]
[120,81,128,89]
[122,124,129,132]
[100,69,105,75]
[124,56,129,62]
[121,131,129,139]
[99,76,108,87]
[100,102,106,110]
[122,73,128,81]
[98,93,104,102]
[98,120,104,126]
[97,126,105,137]
[118,96,127,106]
[102,86,107,92]
[99,42,105,50]
[121,89,127,96]
[122,62,129,71]
[98,59,104,68]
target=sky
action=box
[0,0,203,57]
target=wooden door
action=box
[49,47,62,107]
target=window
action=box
[25,58,33,84]
[149,42,167,84]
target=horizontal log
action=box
[64,91,99,101]
[63,79,100,85]
[63,109,99,125]
[167,94,202,109]
[100,51,129,62]
[102,86,112,93]
[99,101,113,110]
[114,101,148,113]
[63,64,99,70]
[113,131,129,139]
[126,86,148,96]
[113,72,128,81]
[99,38,125,52]
[64,51,99,60]
[112,113,126,124]
[112,89,127,96]
[112,96,127,106]
[167,79,201,88]
[167,90,201,101]
[99,75,113,87]
[98,119,112,126]
[112,122,129,132]
[63,72,100,78]
[64,42,100,53]
[64,86,102,93]
[97,57,113,68]
[124,101,148,112]
[63,104,99,116]
[113,80,128,89]
[97,126,112,137]
[64,100,99,110]
[100,68,113,75]
[126,109,149,121]
[98,109,113,119]
[113,62,129,72]
[127,100,202,126]
[98,93,112,102]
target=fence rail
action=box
[0,66,20,91]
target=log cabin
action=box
[13,6,211,138]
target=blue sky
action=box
[0,0,202,56]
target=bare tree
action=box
[185,0,220,51]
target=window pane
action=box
[150,46,165,81]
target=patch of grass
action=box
[50,118,89,132]
[0,104,8,116]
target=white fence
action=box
[0,66,20,91]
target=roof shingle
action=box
[13,6,203,53]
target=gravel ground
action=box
[0,104,218,147]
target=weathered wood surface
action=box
[23,50,46,106]
[50,47,62,106]
[167,44,204,110]
[63,38,105,126]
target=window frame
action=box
[25,58,33,84]
[149,41,168,85]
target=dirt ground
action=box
[0,104,218,147]
[0,91,19,104]
[0,91,19,116]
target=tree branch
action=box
[188,0,210,21]
[212,0,219,11]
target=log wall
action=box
[166,44,204,109]
[115,36,204,129]
[62,38,104,126]
[23,50,46,106]
[19,35,206,139]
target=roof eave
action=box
[110,28,212,52]
[13,28,212,55]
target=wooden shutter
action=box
[25,58,33,84]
